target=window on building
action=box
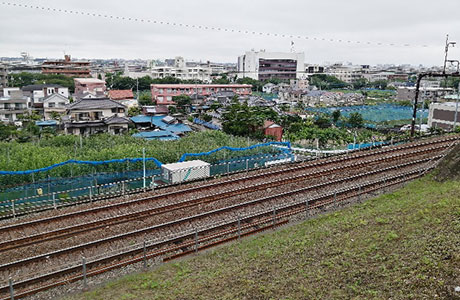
[48,103,55,108]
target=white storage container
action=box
[161,160,210,184]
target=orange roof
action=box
[108,90,134,100]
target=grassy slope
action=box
[66,177,460,300]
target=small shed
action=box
[161,160,210,184]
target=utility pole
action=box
[454,82,460,131]
[443,34,456,74]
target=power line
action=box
[1,1,432,49]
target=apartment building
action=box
[41,55,91,77]
[150,84,252,105]
[237,50,305,81]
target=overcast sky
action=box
[1,0,460,66]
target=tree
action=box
[201,114,212,122]
[314,116,332,128]
[348,112,364,128]
[49,111,62,121]
[236,77,263,92]
[138,92,152,106]
[0,124,17,140]
[309,74,349,90]
[351,78,368,90]
[332,110,341,123]
[127,106,141,117]
[212,75,231,84]
[173,95,192,113]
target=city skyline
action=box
[1,0,460,67]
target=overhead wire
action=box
[1,1,432,49]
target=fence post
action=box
[121,181,125,196]
[237,215,241,240]
[194,228,198,252]
[53,192,56,210]
[89,185,92,202]
[11,200,16,219]
[82,257,87,289]
[142,148,146,191]
[143,239,147,269]
[305,199,309,219]
[227,161,230,174]
[246,159,249,173]
[8,277,14,300]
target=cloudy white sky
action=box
[1,0,460,66]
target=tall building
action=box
[41,55,91,77]
[237,50,305,81]
[0,63,8,88]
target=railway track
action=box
[0,134,458,299]
[0,135,455,235]
[0,144,449,254]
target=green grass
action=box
[65,176,460,300]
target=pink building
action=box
[150,84,252,105]
[74,78,107,95]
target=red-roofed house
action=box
[108,90,134,100]
[263,120,283,141]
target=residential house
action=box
[143,106,169,116]
[43,93,70,120]
[74,78,106,95]
[64,98,130,135]
[0,90,28,123]
[22,84,69,114]
[263,120,283,141]
[130,115,192,136]
[108,89,138,108]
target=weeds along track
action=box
[0,135,458,299]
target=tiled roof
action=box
[42,93,69,103]
[22,84,63,91]
[67,98,126,110]
[130,115,192,133]
[108,90,134,100]
[104,115,131,124]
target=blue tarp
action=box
[36,120,58,126]
[132,130,180,141]
[347,141,388,150]
[194,118,221,130]
[131,115,192,133]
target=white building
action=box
[237,50,305,80]
[150,57,212,82]
[326,64,370,83]
[22,84,69,104]
[428,101,460,130]
[43,93,70,120]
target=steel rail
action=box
[1,135,456,233]
[0,142,449,253]
[0,164,435,299]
